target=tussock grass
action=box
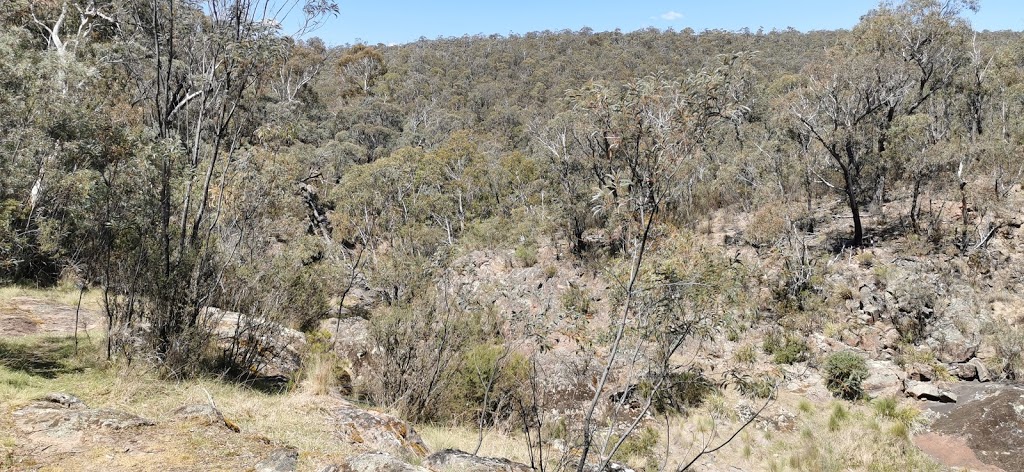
[641,388,941,472]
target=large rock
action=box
[338,452,428,472]
[172,404,239,432]
[781,365,830,402]
[423,449,533,472]
[320,316,374,372]
[949,363,978,381]
[207,307,306,379]
[862,360,904,398]
[905,363,936,382]
[13,393,155,435]
[968,358,993,382]
[924,385,1024,472]
[332,400,429,458]
[933,338,978,364]
[905,380,957,403]
[255,447,299,472]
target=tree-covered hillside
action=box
[3,1,1024,470]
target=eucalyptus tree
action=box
[548,54,752,471]
[791,0,976,246]
[96,0,338,373]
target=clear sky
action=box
[301,0,1024,46]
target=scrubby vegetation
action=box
[3,0,1024,470]
[823,352,870,400]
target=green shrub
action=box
[738,376,776,399]
[447,344,529,425]
[514,242,538,267]
[734,343,757,364]
[823,351,869,400]
[561,285,592,318]
[643,370,717,413]
[763,331,808,365]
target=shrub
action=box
[823,351,869,400]
[763,331,808,365]
[643,370,716,413]
[514,242,538,267]
[738,376,776,399]
[446,344,529,426]
[542,265,558,279]
[746,205,787,248]
[872,396,918,426]
[984,319,1024,380]
[300,352,349,396]
[561,285,592,318]
[734,343,757,365]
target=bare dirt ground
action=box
[0,296,101,338]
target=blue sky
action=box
[300,0,1024,46]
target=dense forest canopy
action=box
[3,0,1024,468]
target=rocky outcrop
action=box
[905,380,957,403]
[320,316,374,372]
[13,392,155,435]
[255,447,299,472]
[447,247,611,329]
[423,449,533,472]
[172,403,239,432]
[862,360,904,398]
[332,400,429,458]
[207,307,306,379]
[338,452,428,472]
[917,383,1024,472]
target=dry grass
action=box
[0,333,358,471]
[0,285,103,311]
[644,388,941,472]
[418,425,536,465]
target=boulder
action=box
[905,381,957,403]
[927,325,978,364]
[13,397,155,437]
[338,452,428,472]
[208,307,306,379]
[862,360,904,398]
[968,358,992,382]
[42,392,86,409]
[934,340,977,364]
[332,400,429,458]
[320,316,374,371]
[925,386,1024,472]
[255,447,299,472]
[949,363,978,381]
[172,404,239,432]
[423,449,533,472]
[905,363,936,382]
[782,366,831,402]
